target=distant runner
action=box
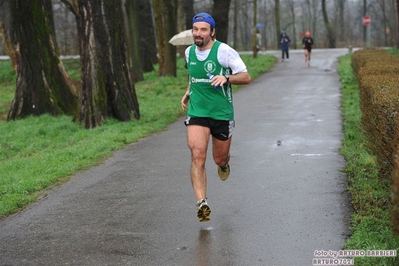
[302,31,314,67]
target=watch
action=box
[224,74,229,83]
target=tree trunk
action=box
[338,0,345,43]
[76,0,140,128]
[312,0,318,42]
[152,0,165,76]
[275,0,281,49]
[163,0,177,76]
[212,0,231,44]
[125,0,144,82]
[397,0,399,48]
[252,0,257,58]
[233,0,238,49]
[363,0,367,44]
[137,0,157,71]
[8,0,77,120]
[321,0,336,48]
[184,0,194,30]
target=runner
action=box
[181,12,251,222]
[302,31,314,67]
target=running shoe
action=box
[196,198,211,222]
[217,163,230,181]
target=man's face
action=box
[192,22,213,48]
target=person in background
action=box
[280,30,291,62]
[302,31,314,67]
[256,28,262,52]
[181,12,251,222]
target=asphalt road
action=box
[0,48,352,266]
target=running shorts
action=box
[184,117,235,141]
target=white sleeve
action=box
[185,46,190,63]
[217,43,248,74]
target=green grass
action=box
[338,53,399,266]
[0,54,276,218]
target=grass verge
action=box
[338,53,399,265]
[0,54,276,218]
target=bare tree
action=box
[337,0,346,44]
[322,0,336,48]
[285,0,298,49]
[76,0,140,128]
[8,0,77,120]
[275,0,281,48]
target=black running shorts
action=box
[184,117,235,141]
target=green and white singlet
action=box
[187,41,233,121]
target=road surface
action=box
[0,48,351,266]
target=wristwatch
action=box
[224,74,229,83]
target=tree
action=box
[152,0,177,77]
[136,0,158,72]
[233,0,239,49]
[286,0,298,49]
[337,0,346,44]
[252,0,258,58]
[123,0,157,78]
[124,0,144,82]
[275,0,281,49]
[163,0,178,76]
[212,0,231,44]
[363,0,368,44]
[321,0,336,48]
[8,0,77,120]
[397,0,399,47]
[76,0,140,128]
[184,0,195,30]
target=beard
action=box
[194,37,204,47]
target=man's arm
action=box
[209,71,251,88]
[229,72,251,85]
[181,83,190,111]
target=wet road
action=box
[0,49,351,266]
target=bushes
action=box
[351,48,399,236]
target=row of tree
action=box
[0,0,399,128]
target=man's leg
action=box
[212,136,232,181]
[187,125,210,201]
[187,125,212,222]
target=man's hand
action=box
[181,92,190,111]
